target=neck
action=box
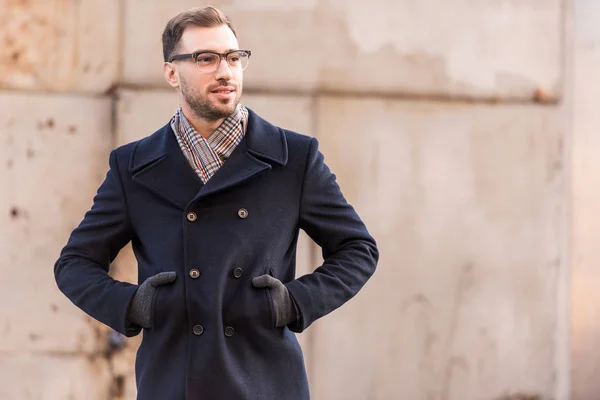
[180,103,225,139]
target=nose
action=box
[215,56,233,81]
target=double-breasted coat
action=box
[54,108,379,399]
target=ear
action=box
[163,62,179,88]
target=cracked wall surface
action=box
[0,0,593,399]
[123,0,562,99]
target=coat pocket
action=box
[264,268,276,329]
[151,286,161,330]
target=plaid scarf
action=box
[170,104,248,184]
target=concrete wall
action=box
[123,0,561,100]
[311,99,564,400]
[0,0,583,399]
[0,93,115,398]
[571,0,600,398]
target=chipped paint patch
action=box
[0,0,119,92]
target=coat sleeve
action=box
[285,138,379,333]
[54,149,141,337]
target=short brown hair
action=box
[162,6,236,62]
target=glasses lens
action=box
[195,53,220,73]
[227,51,250,70]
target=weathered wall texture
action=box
[310,99,564,400]
[571,0,600,399]
[0,93,115,398]
[0,0,120,92]
[0,0,585,399]
[123,0,562,99]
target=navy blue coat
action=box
[54,109,378,399]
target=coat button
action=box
[187,212,197,222]
[237,208,248,219]
[189,269,200,279]
[233,268,243,278]
[193,325,204,336]
[224,326,235,337]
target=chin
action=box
[216,100,237,111]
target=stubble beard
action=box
[181,77,241,122]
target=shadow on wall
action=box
[495,394,543,400]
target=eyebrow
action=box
[190,48,240,54]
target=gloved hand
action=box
[127,271,177,329]
[252,275,298,327]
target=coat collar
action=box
[129,108,288,210]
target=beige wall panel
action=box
[0,0,120,93]
[0,354,111,399]
[571,0,600,398]
[115,90,178,146]
[122,0,561,99]
[0,92,113,354]
[309,97,564,400]
[113,90,317,396]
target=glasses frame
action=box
[168,49,252,73]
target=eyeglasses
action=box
[169,50,251,74]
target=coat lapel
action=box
[129,123,204,210]
[194,108,288,201]
[129,108,288,208]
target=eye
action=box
[196,54,218,65]
[224,51,250,70]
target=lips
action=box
[210,86,235,94]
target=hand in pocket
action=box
[128,271,177,329]
[252,274,297,328]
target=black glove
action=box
[252,275,298,327]
[127,271,177,329]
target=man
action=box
[54,6,378,400]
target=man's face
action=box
[169,25,244,122]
